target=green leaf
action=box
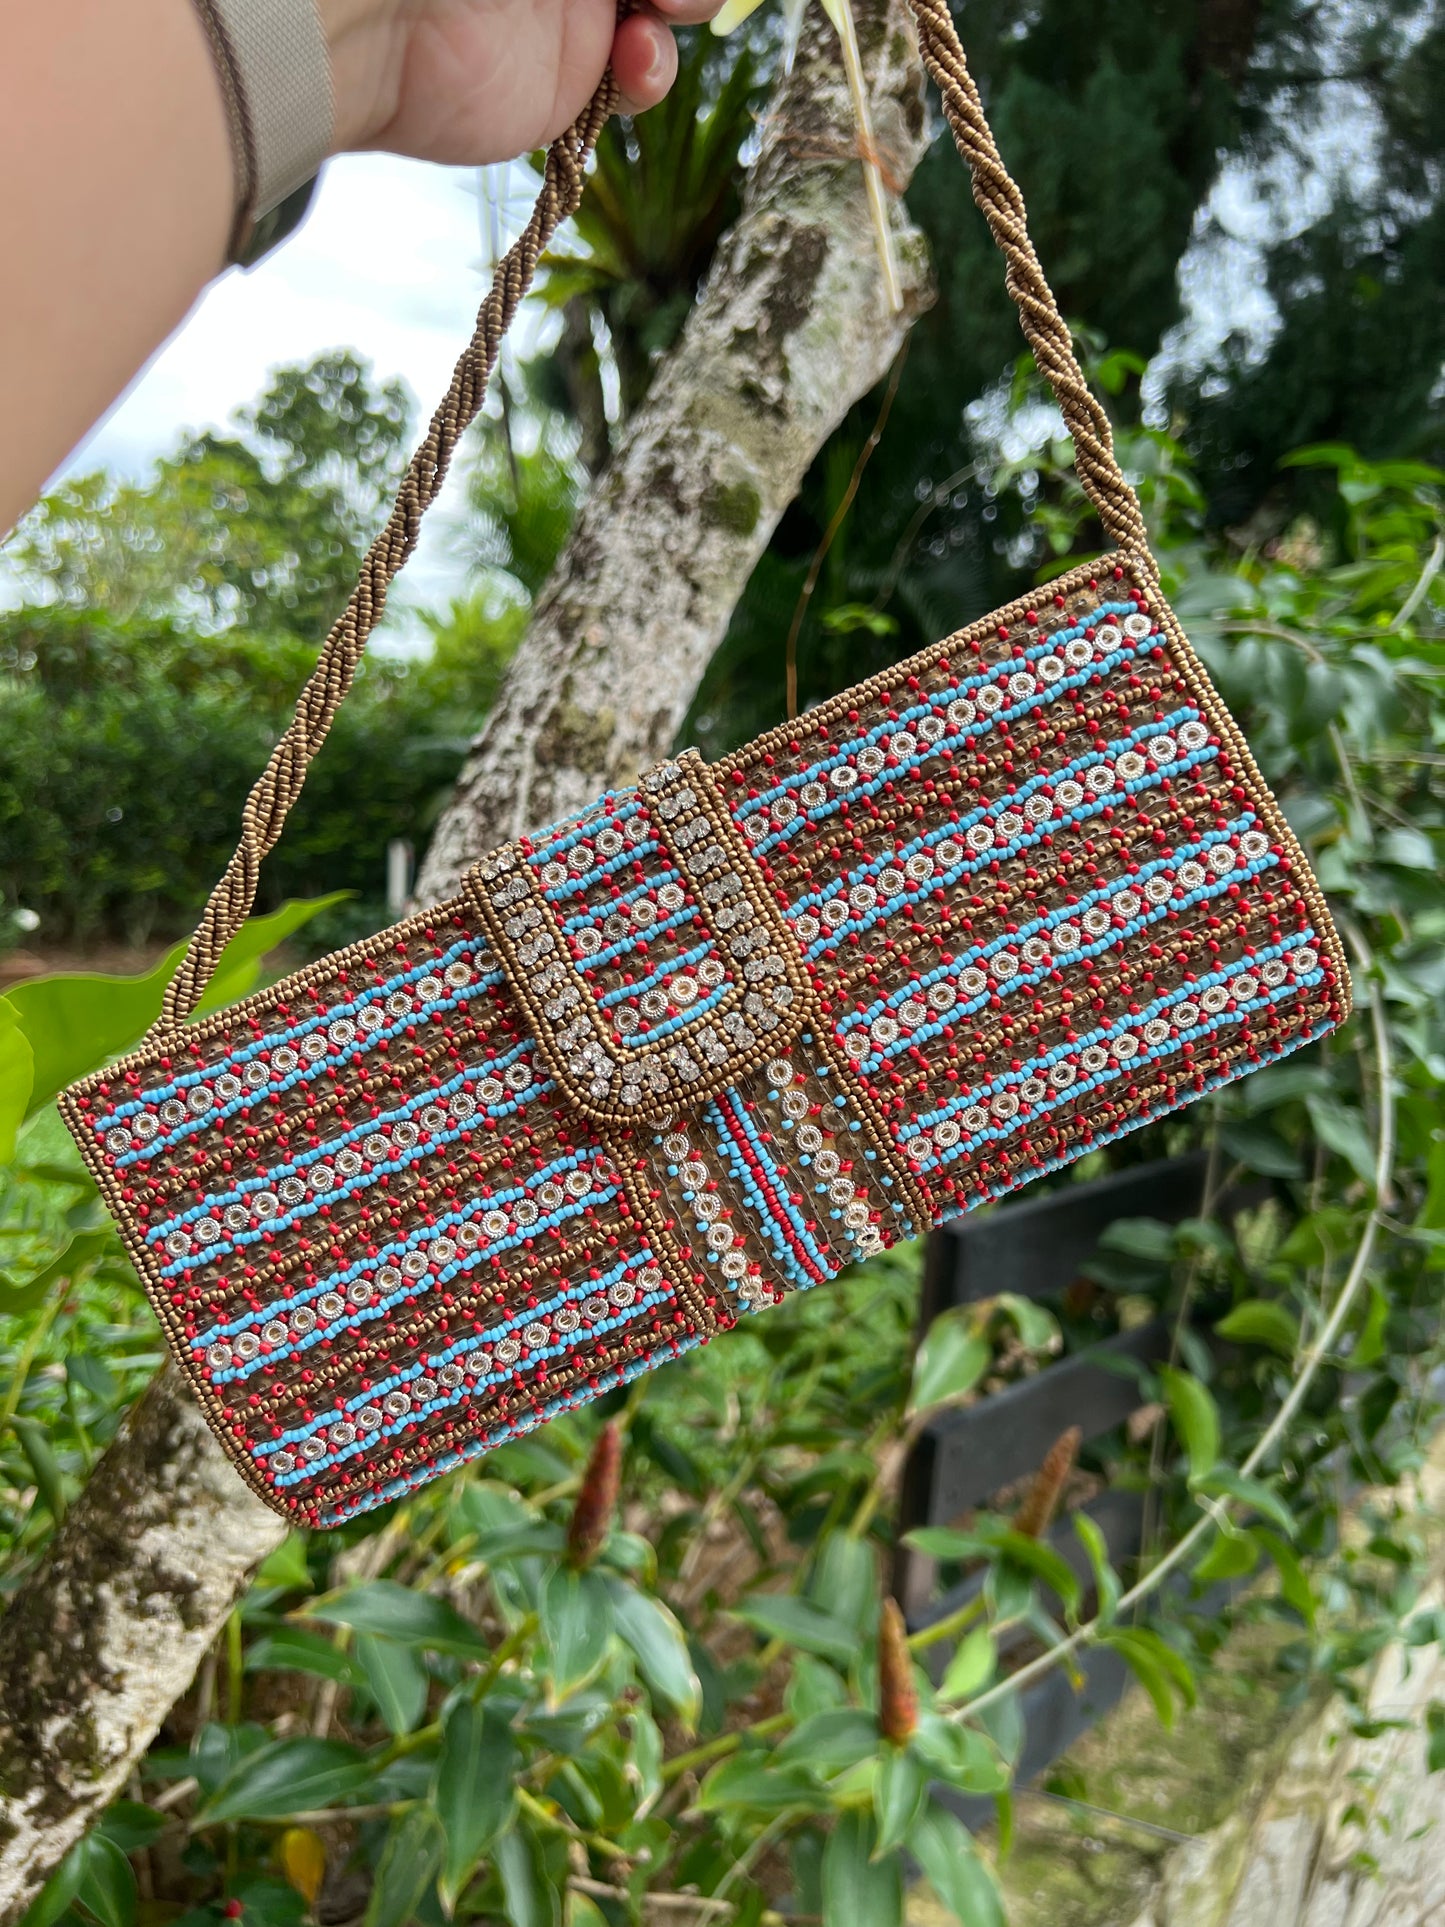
[822,1810,902,1927]
[0,997,35,1162]
[1419,1139,1445,1234]
[1104,1628,1195,1729]
[1426,1702,1445,1773]
[22,1840,86,1927]
[939,1627,996,1702]
[495,1824,560,1927]
[539,1565,614,1699]
[244,1628,360,1685]
[608,1580,701,1724]
[993,1531,1082,1613]
[873,1747,927,1858]
[1072,1512,1121,1626]
[435,1700,519,1908]
[908,1800,1005,1927]
[903,1526,987,1562]
[1194,1468,1297,1539]
[196,894,353,1016]
[774,1709,881,1776]
[910,1713,1009,1794]
[0,1229,114,1315]
[1159,1366,1220,1483]
[306,1580,491,1657]
[10,1415,67,1520]
[992,1293,1059,1353]
[1193,1527,1261,1585]
[66,1353,117,1402]
[365,1806,443,1927]
[1095,1218,1176,1263]
[256,1534,313,1593]
[1352,1280,1390,1367]
[808,1531,877,1633]
[1255,1528,1316,1625]
[628,1705,664,1805]
[1379,826,1436,870]
[199,1738,373,1823]
[1215,1299,1299,1358]
[908,1308,990,1414]
[76,1835,137,1927]
[355,1633,429,1736]
[731,1594,860,1666]
[8,949,180,1117]
[697,1755,824,1813]
[786,1655,849,1723]
[1275,1205,1354,1269]
[1219,1121,1304,1179]
[9,895,344,1111]
[1305,1095,1378,1187]
[95,1804,167,1854]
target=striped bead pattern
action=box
[62,555,1349,1524]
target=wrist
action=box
[317,0,410,152]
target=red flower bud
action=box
[1013,1426,1081,1540]
[566,1420,622,1569]
[877,1597,918,1745]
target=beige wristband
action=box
[190,0,335,259]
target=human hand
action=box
[322,0,726,163]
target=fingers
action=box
[611,1,727,115]
[611,10,678,113]
[648,0,730,22]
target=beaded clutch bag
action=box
[61,0,1350,1526]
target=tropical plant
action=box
[0,358,528,948]
[10,353,410,641]
[533,32,761,449]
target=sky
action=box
[27,151,547,641]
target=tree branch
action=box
[415,0,932,899]
[0,1364,285,1919]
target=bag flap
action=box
[464,751,813,1127]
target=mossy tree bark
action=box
[0,6,932,1910]
[415,0,932,900]
[0,1365,286,1920]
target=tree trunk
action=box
[0,1364,285,1920]
[416,0,931,899]
[0,7,931,1909]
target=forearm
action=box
[0,0,710,542]
[0,0,233,536]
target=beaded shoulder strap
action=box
[154,0,1151,1034]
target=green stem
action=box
[473,1614,536,1698]
[517,1785,630,1861]
[225,1608,244,1726]
[0,1293,63,1437]
[907,1592,984,1654]
[661,1711,792,1784]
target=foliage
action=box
[530,31,761,458]
[0,897,341,1564]
[9,353,410,640]
[3,422,1443,1924]
[0,359,529,948]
